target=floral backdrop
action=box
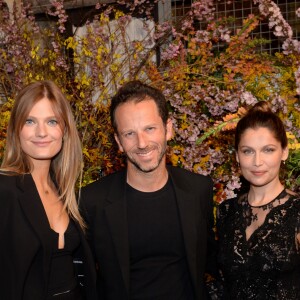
[0,0,299,205]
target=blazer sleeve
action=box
[78,179,108,260]
[78,189,95,256]
[0,176,18,237]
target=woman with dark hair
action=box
[217,101,300,299]
[0,80,97,299]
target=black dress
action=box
[217,189,300,299]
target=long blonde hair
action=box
[1,80,85,229]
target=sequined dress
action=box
[217,189,300,299]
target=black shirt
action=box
[127,178,194,300]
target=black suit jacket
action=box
[0,173,97,300]
[80,166,216,300]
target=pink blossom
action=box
[47,0,68,33]
[256,0,293,38]
[161,43,181,60]
[241,91,258,106]
[282,38,300,55]
[295,67,300,95]
[191,0,215,22]
[271,95,287,114]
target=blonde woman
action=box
[0,81,97,299]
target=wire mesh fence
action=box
[171,0,300,53]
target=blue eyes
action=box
[25,119,34,125]
[24,119,59,126]
[48,119,58,126]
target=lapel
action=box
[16,174,54,293]
[168,167,199,288]
[104,170,130,293]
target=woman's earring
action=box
[282,160,286,165]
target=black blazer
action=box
[0,173,97,300]
[80,166,216,300]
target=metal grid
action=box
[171,0,300,53]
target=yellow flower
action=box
[287,131,299,150]
[65,37,77,50]
[115,10,124,19]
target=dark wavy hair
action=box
[110,80,169,132]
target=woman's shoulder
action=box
[285,189,300,209]
[0,169,20,175]
[218,193,246,210]
[285,189,300,198]
[0,170,18,180]
[217,193,247,221]
[0,173,22,213]
[282,189,300,205]
[0,171,23,190]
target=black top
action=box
[48,219,81,297]
[217,189,300,299]
[126,178,194,300]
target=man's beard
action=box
[125,143,167,173]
